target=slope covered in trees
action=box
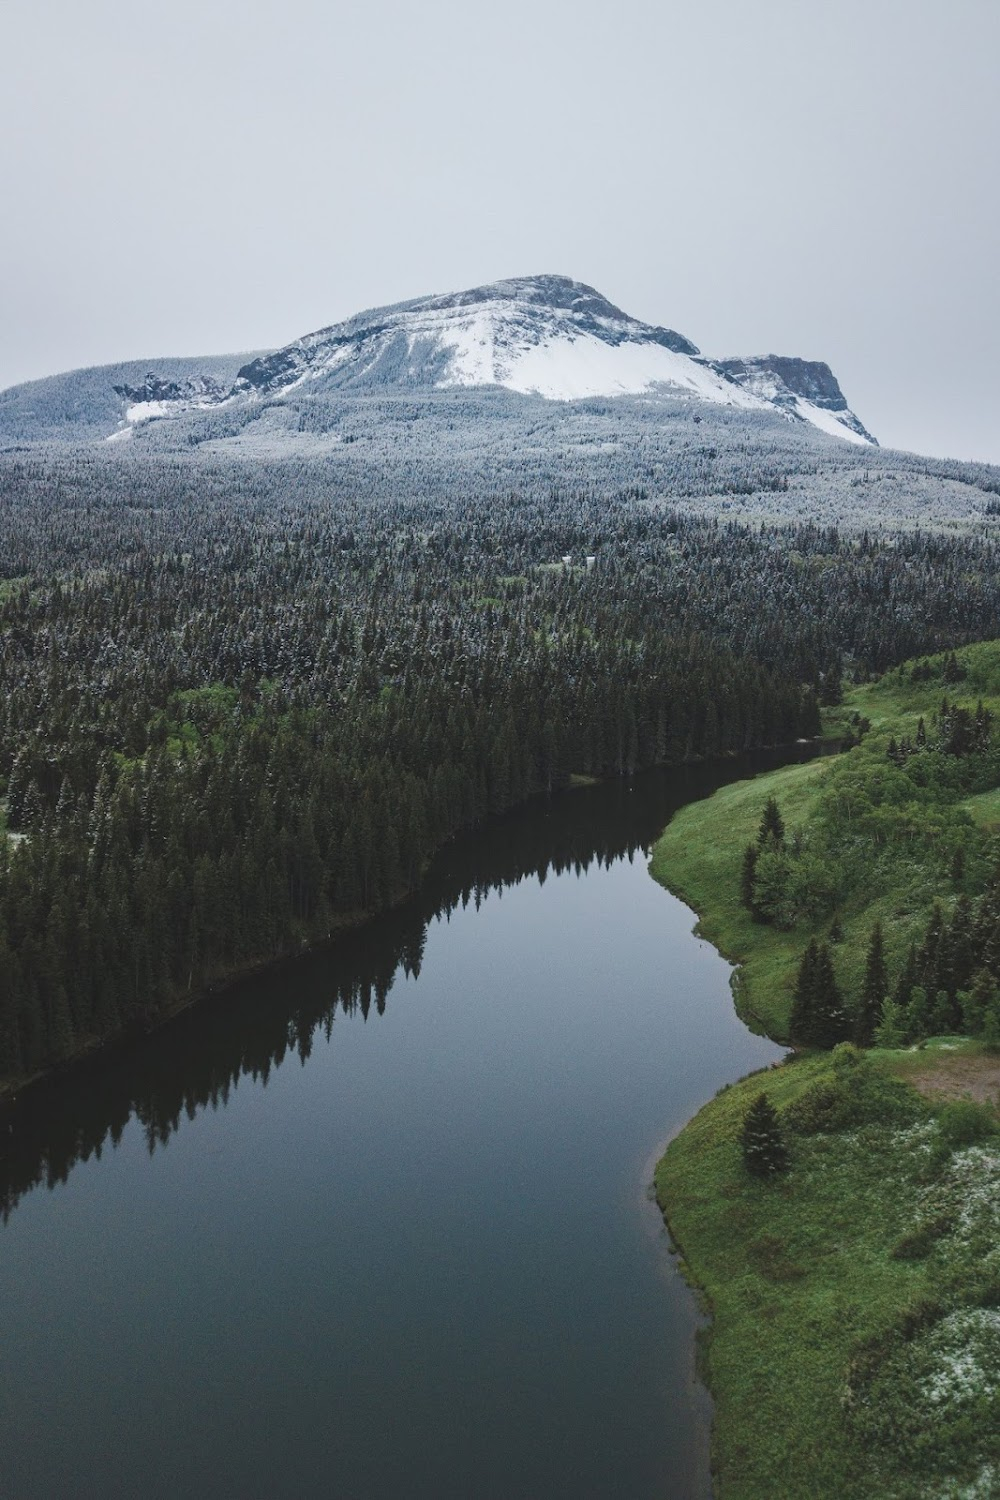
[4,449,1000,1088]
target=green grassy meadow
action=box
[656,1047,1000,1499]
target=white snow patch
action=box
[793,397,872,446]
[126,400,176,424]
[497,333,762,404]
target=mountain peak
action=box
[0,275,876,449]
[415,274,637,323]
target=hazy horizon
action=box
[4,0,998,464]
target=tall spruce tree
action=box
[791,939,850,1048]
[856,920,888,1046]
[789,939,820,1046]
[812,943,851,1048]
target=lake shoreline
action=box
[647,650,1000,1496]
[1,739,828,1111]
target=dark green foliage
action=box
[783,1049,921,1135]
[0,467,844,1081]
[757,796,785,848]
[935,1099,998,1153]
[789,939,851,1049]
[855,920,888,1046]
[740,1092,788,1176]
[873,996,905,1048]
[5,448,1000,1083]
[984,994,1000,1052]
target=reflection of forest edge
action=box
[0,748,815,1223]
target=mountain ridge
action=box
[0,274,876,449]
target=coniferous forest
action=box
[4,449,1000,1083]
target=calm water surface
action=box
[0,759,795,1500]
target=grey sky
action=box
[3,0,998,462]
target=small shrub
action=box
[784,1077,854,1135]
[936,1099,998,1153]
[784,1059,922,1135]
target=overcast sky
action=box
[3,0,998,462]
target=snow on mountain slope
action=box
[226,277,764,408]
[0,275,876,448]
[715,355,876,444]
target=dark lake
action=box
[0,756,795,1500]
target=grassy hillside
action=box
[651,641,1000,1041]
[653,643,1000,1496]
[656,1045,1000,1499]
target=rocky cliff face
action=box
[714,356,876,443]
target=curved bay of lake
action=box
[0,756,799,1499]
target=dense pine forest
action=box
[4,450,1000,1085]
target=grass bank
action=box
[651,643,1000,1495]
[655,1044,1000,1499]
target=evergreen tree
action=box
[931,988,955,1035]
[757,797,785,848]
[893,943,918,1010]
[962,970,997,1037]
[740,1093,789,1177]
[789,939,820,1046]
[906,986,931,1042]
[855,920,888,1047]
[811,943,851,1049]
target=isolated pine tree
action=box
[741,1093,788,1177]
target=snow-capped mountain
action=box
[0,275,875,448]
[219,274,771,410]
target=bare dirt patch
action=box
[902,1052,1000,1108]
